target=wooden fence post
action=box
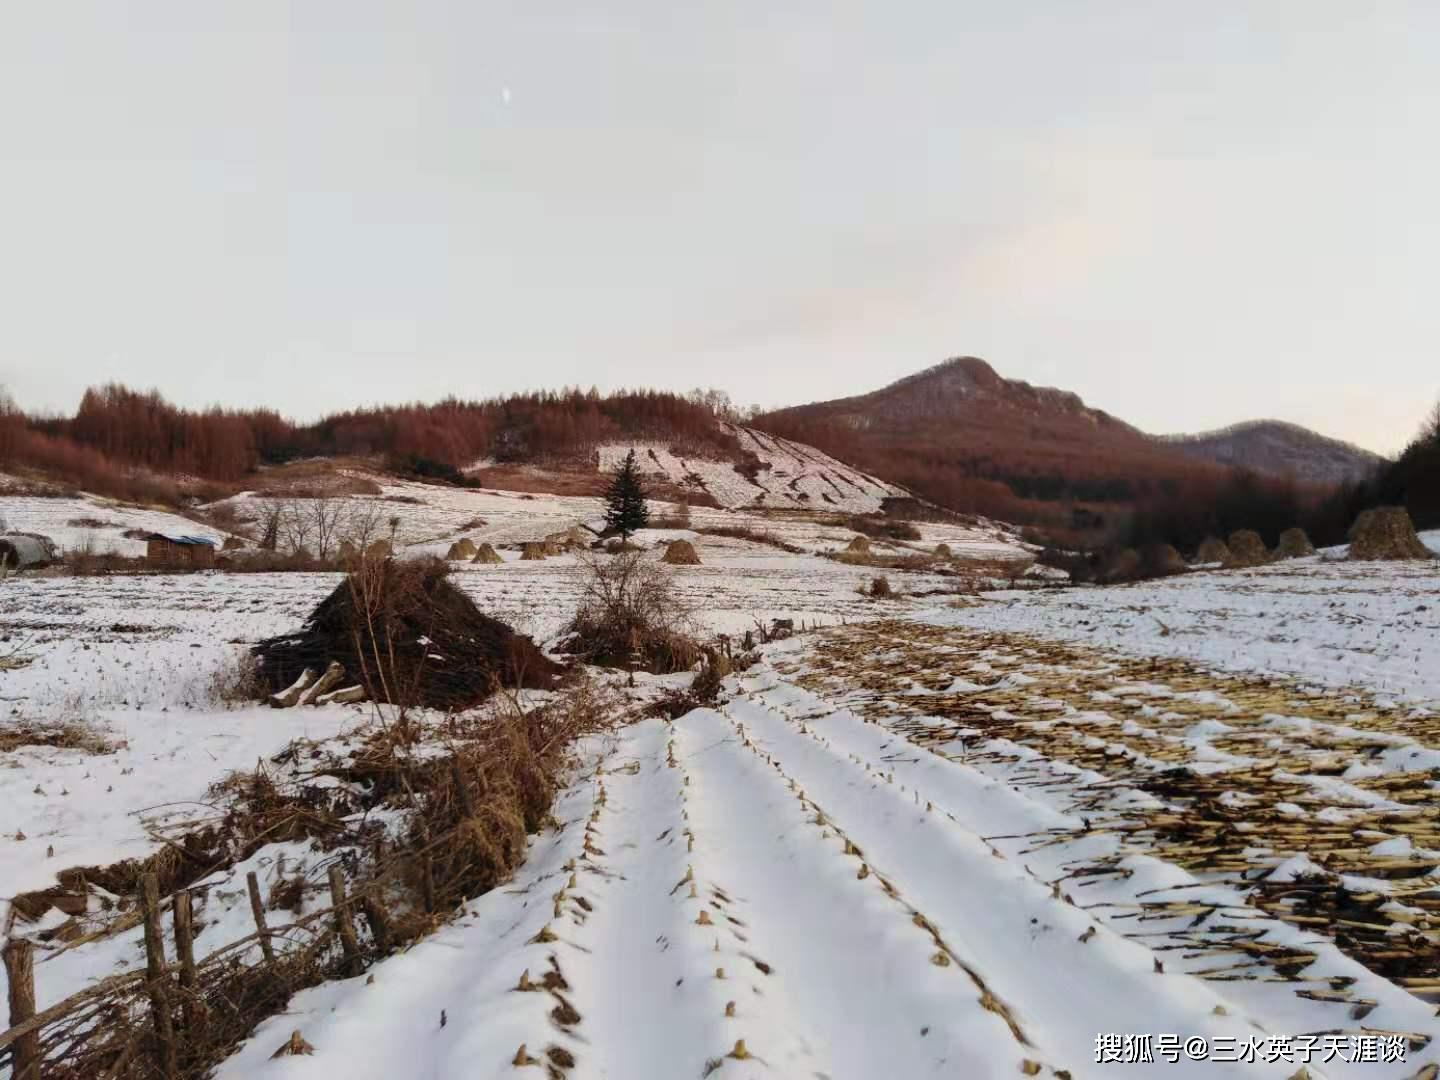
[3,939,39,1080]
[360,895,393,954]
[328,866,361,976]
[140,873,179,1080]
[246,872,276,964]
[172,891,202,1028]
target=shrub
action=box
[562,551,700,673]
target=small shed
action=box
[145,533,218,568]
[0,534,57,572]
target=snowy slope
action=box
[597,423,908,512]
[0,488,229,556]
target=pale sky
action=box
[1,3,1434,453]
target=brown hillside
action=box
[755,357,1242,530]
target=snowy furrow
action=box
[734,676,1440,1076]
[723,694,1296,1078]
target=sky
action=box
[0,2,1435,454]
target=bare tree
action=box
[256,500,285,552]
[343,499,388,550]
[279,500,315,557]
[306,495,349,560]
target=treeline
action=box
[4,383,739,491]
[1124,400,1440,554]
[753,411,1247,534]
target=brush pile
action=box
[254,558,560,710]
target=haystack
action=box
[365,539,393,560]
[253,559,560,710]
[520,542,547,561]
[1275,527,1316,559]
[544,527,589,554]
[845,536,871,555]
[1100,547,1141,584]
[662,539,701,565]
[446,538,478,561]
[934,543,953,559]
[1195,536,1231,565]
[1142,543,1187,577]
[471,543,503,565]
[337,540,359,563]
[1348,507,1433,561]
[1224,530,1270,568]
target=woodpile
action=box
[268,660,369,708]
[1275,527,1316,559]
[1224,529,1270,567]
[662,539,701,565]
[1348,506,1433,561]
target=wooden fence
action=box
[0,753,495,1079]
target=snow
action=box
[0,486,230,556]
[928,558,1440,702]
[596,423,908,513]
[5,484,1439,1078]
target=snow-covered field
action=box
[0,488,230,556]
[932,553,1440,702]
[3,519,1438,1077]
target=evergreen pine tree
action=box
[604,449,650,541]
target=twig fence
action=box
[1,754,492,1080]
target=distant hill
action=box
[753,357,1368,533]
[1158,420,1382,487]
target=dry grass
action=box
[7,675,614,1079]
[694,525,803,554]
[0,720,113,755]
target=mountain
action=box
[753,357,1366,533]
[1159,420,1382,487]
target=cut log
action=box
[300,661,345,706]
[316,684,369,706]
[269,667,317,708]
